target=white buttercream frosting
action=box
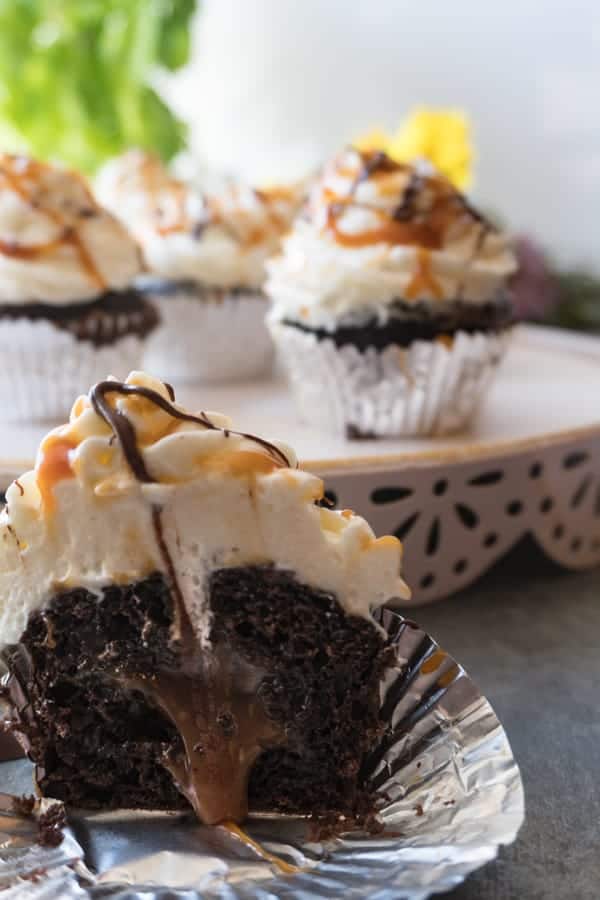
[95,151,302,289]
[267,147,517,330]
[0,371,409,649]
[0,154,141,305]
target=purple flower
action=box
[510,236,559,322]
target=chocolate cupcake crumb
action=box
[283,296,513,353]
[0,288,159,347]
[3,567,390,821]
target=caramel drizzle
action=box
[114,152,192,237]
[252,187,294,238]
[405,247,444,300]
[321,148,493,254]
[132,152,293,246]
[221,821,303,875]
[325,204,443,250]
[0,155,105,290]
[202,188,293,249]
[146,160,191,236]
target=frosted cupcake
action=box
[267,148,517,437]
[0,154,156,422]
[96,150,301,382]
[1,370,409,823]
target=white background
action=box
[167,0,600,269]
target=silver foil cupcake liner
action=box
[0,609,524,898]
[0,317,149,423]
[270,322,512,437]
[143,287,274,383]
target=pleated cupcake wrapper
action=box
[0,317,149,424]
[0,609,524,899]
[143,288,274,383]
[270,322,511,437]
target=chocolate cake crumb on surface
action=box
[36,801,67,847]
[4,794,66,847]
[2,567,391,821]
[10,794,36,817]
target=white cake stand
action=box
[1,325,599,604]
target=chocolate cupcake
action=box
[0,154,157,422]
[267,148,517,437]
[0,371,409,824]
[96,151,301,382]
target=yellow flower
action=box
[353,108,474,190]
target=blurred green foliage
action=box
[0,0,197,172]
[551,272,600,334]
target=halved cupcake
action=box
[96,151,302,382]
[0,371,410,825]
[267,148,517,437]
[0,154,157,422]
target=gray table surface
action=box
[415,540,600,900]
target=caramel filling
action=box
[119,649,284,825]
[420,649,446,674]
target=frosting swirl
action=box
[267,147,517,330]
[0,154,141,305]
[0,371,409,648]
[96,151,302,289]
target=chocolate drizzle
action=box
[151,506,193,649]
[89,379,291,482]
[88,377,291,650]
[84,378,296,823]
[392,171,423,222]
[351,150,397,191]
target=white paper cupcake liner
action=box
[270,322,512,437]
[143,288,274,383]
[0,318,148,423]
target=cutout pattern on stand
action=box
[322,432,600,603]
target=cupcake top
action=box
[0,371,409,649]
[0,154,141,305]
[96,150,302,289]
[267,147,517,330]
